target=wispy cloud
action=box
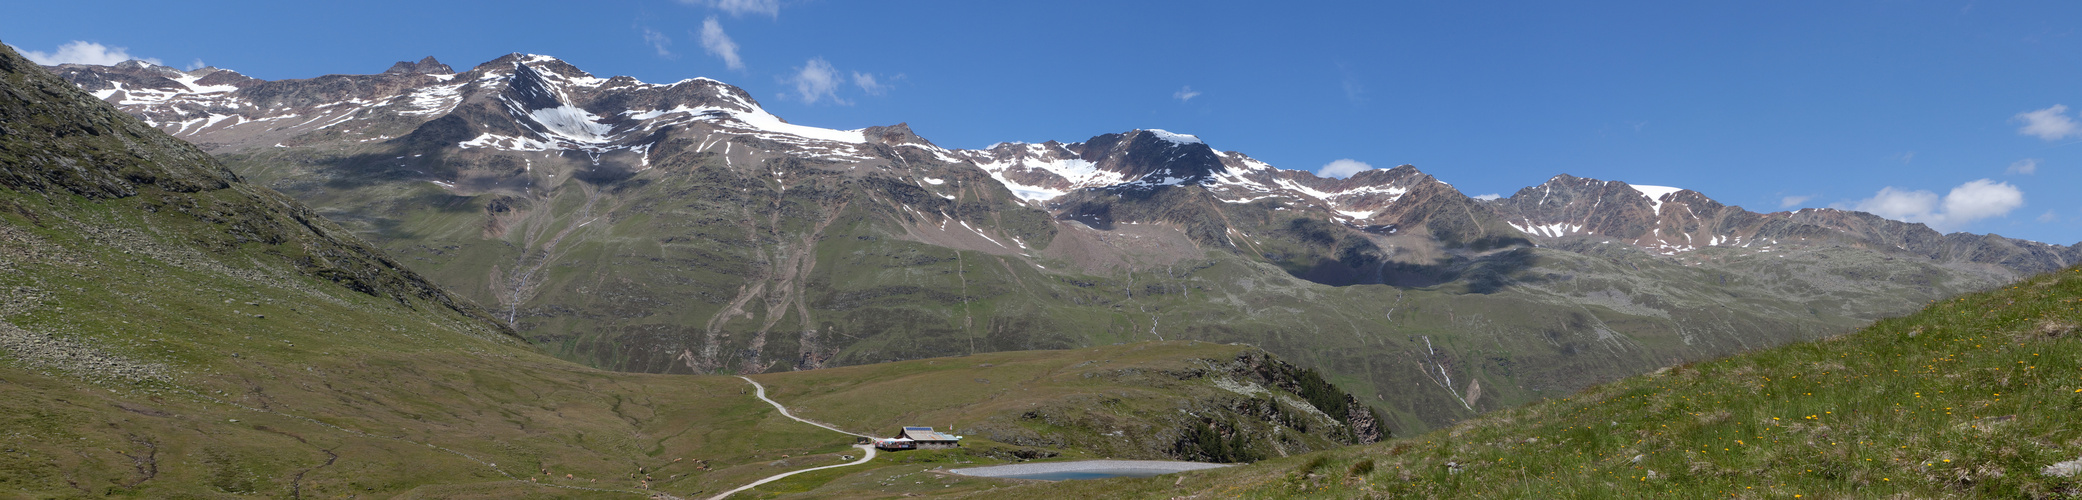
[1336,62,1365,105]
[1779,195,1813,209]
[2039,210,2059,223]
[788,57,844,105]
[18,41,160,66]
[185,59,206,71]
[700,17,743,70]
[1471,193,1502,201]
[1318,159,1375,178]
[1843,178,2024,232]
[2007,158,2039,175]
[682,0,779,18]
[641,28,674,58]
[2015,105,2081,141]
[852,72,889,96]
[1173,85,1201,103]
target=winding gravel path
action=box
[707,376,875,500]
[737,376,869,438]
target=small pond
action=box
[991,468,1183,481]
[949,460,1234,482]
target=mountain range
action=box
[47,53,2082,435]
[0,42,1391,497]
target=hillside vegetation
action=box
[987,266,2082,498]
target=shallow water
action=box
[993,468,1181,481]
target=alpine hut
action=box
[875,426,962,450]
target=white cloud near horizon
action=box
[1173,85,1200,102]
[19,41,160,66]
[1845,179,2024,232]
[789,57,844,105]
[1318,159,1375,178]
[641,28,674,58]
[700,17,743,70]
[682,0,779,18]
[2015,105,2082,141]
[185,59,205,71]
[2007,158,2039,175]
[1779,195,1813,209]
[1471,193,1502,201]
[2039,210,2059,223]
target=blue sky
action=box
[6,1,2081,244]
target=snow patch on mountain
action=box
[400,83,464,116]
[527,105,613,143]
[1631,185,1684,215]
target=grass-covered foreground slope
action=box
[991,266,2082,499]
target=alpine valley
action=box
[45,52,2082,440]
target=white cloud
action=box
[18,41,160,66]
[2039,210,2059,223]
[2015,105,2081,141]
[788,57,844,105]
[1173,85,1201,102]
[2007,158,2039,175]
[852,72,888,96]
[699,17,743,70]
[682,0,779,17]
[185,59,205,71]
[1317,159,1375,179]
[1471,193,1502,201]
[641,28,674,58]
[1846,178,2024,232]
[1779,195,1812,209]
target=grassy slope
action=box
[0,185,840,498]
[0,209,1332,498]
[989,266,2082,499]
[755,341,1361,461]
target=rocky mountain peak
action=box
[862,122,936,148]
[1074,129,1230,188]
[384,56,453,75]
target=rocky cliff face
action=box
[46,54,2080,434]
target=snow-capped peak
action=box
[1145,129,1202,145]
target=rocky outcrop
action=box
[384,56,453,75]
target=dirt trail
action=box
[707,376,876,500]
